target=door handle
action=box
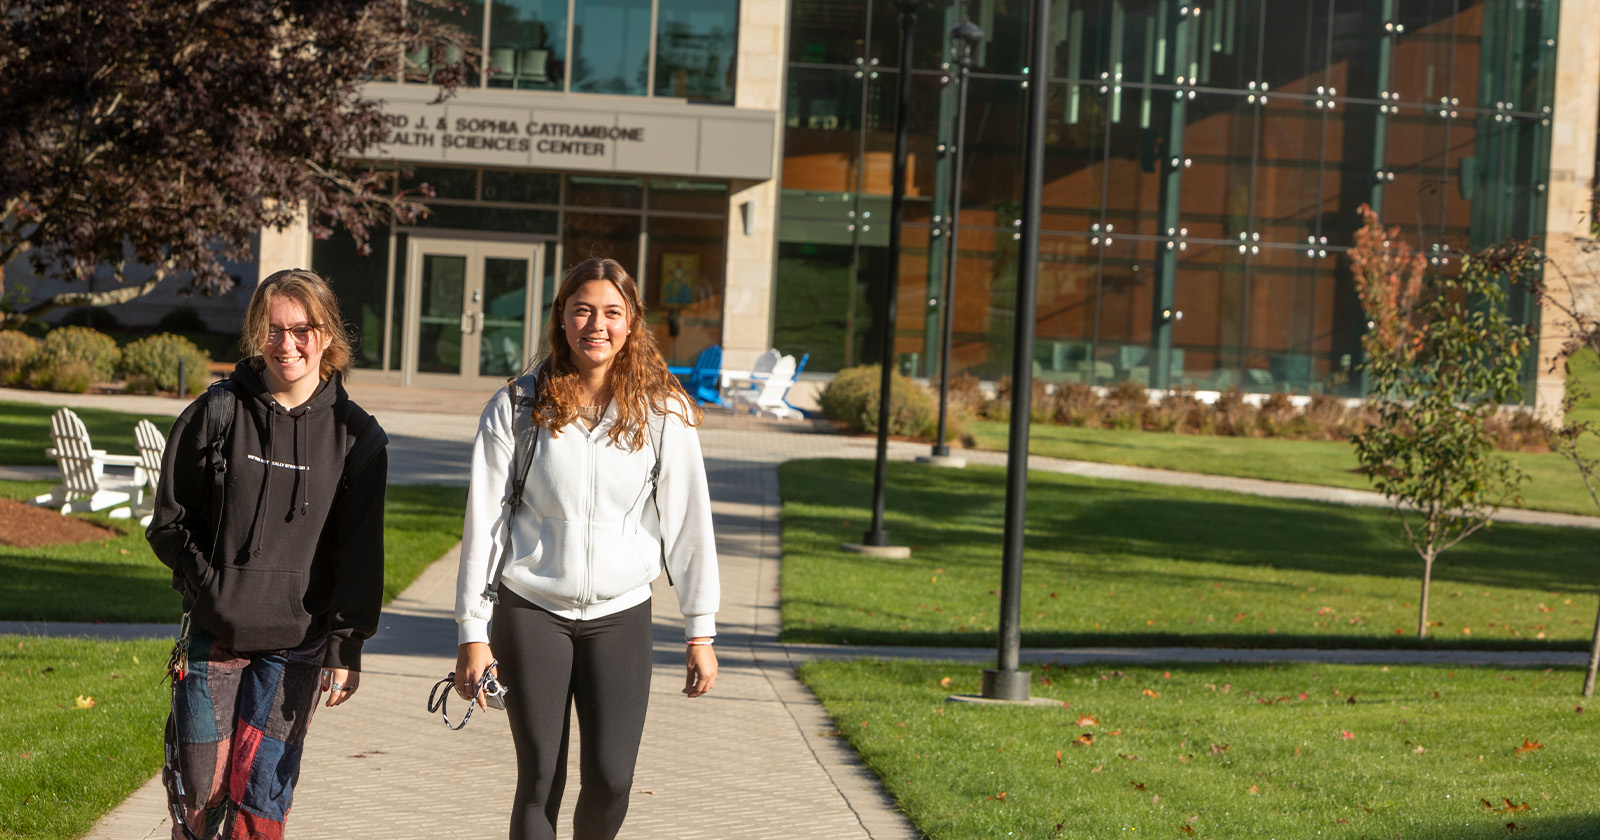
[461,313,475,335]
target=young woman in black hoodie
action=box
[146,268,387,840]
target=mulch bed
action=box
[0,496,121,548]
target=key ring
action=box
[427,660,506,730]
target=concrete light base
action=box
[841,542,912,559]
[980,667,1033,701]
[947,693,1060,707]
[914,454,968,468]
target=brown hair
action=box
[239,268,353,379]
[529,257,700,448]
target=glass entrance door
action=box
[406,238,545,389]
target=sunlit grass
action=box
[780,460,1598,649]
[799,658,1598,840]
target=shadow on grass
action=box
[0,551,180,623]
[786,459,1595,592]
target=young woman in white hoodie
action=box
[454,257,719,840]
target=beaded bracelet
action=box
[686,639,714,646]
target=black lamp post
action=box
[981,0,1049,703]
[928,18,984,463]
[860,0,927,550]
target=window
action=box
[403,0,738,102]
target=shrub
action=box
[1257,391,1299,437]
[57,306,121,331]
[156,306,209,333]
[990,375,1052,423]
[120,333,212,394]
[1213,387,1256,437]
[1301,391,1350,440]
[1102,380,1149,429]
[1483,409,1553,452]
[1149,390,1205,433]
[818,364,935,438]
[1048,382,1101,427]
[945,372,987,419]
[30,360,94,393]
[0,330,39,386]
[31,326,121,387]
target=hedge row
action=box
[0,327,212,394]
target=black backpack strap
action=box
[485,373,541,604]
[337,406,389,490]
[201,381,238,545]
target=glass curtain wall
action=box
[776,0,1559,398]
[406,0,738,103]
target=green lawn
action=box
[779,459,1599,649]
[0,480,463,622]
[0,401,179,467]
[798,658,1598,840]
[964,421,1600,517]
[0,636,172,840]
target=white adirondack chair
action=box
[720,348,782,404]
[32,407,144,515]
[731,354,799,420]
[123,419,166,526]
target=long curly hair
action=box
[526,258,701,449]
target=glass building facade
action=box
[775,0,1560,396]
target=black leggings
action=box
[490,590,653,840]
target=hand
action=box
[456,642,497,710]
[320,667,359,707]
[683,642,717,698]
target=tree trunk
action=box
[1416,551,1435,639]
[1584,594,1600,698]
[0,270,168,330]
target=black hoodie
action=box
[146,360,387,670]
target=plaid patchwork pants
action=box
[163,625,327,840]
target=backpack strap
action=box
[201,381,238,546]
[484,372,542,604]
[648,410,672,587]
[337,404,389,491]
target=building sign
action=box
[366,84,776,180]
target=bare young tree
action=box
[0,0,476,327]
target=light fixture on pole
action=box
[981,0,1049,702]
[921,17,984,469]
[850,0,937,558]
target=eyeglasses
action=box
[265,324,320,345]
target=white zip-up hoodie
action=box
[455,385,719,644]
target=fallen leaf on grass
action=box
[1248,785,1261,795]
[1117,753,1141,761]
[939,677,951,688]
[1340,731,1356,740]
[1074,733,1095,746]
[1208,743,1229,755]
[1090,765,1103,773]
[1506,822,1524,832]
[1130,781,1146,791]
[1482,798,1530,813]
[986,791,1007,801]
[1179,826,1194,835]
[1075,713,1099,727]
[1141,688,1159,698]
[1513,739,1542,755]
[1055,749,1062,767]
[75,695,95,709]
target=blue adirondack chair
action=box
[669,344,723,405]
[780,353,811,418]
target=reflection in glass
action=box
[487,0,567,90]
[483,171,561,204]
[655,0,738,103]
[571,0,652,95]
[649,180,729,213]
[645,216,726,366]
[418,255,468,374]
[774,242,857,372]
[405,0,485,87]
[480,258,531,378]
[564,213,641,275]
[568,175,645,207]
[407,166,478,200]
[789,0,866,65]
[312,226,391,369]
[784,67,864,194]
